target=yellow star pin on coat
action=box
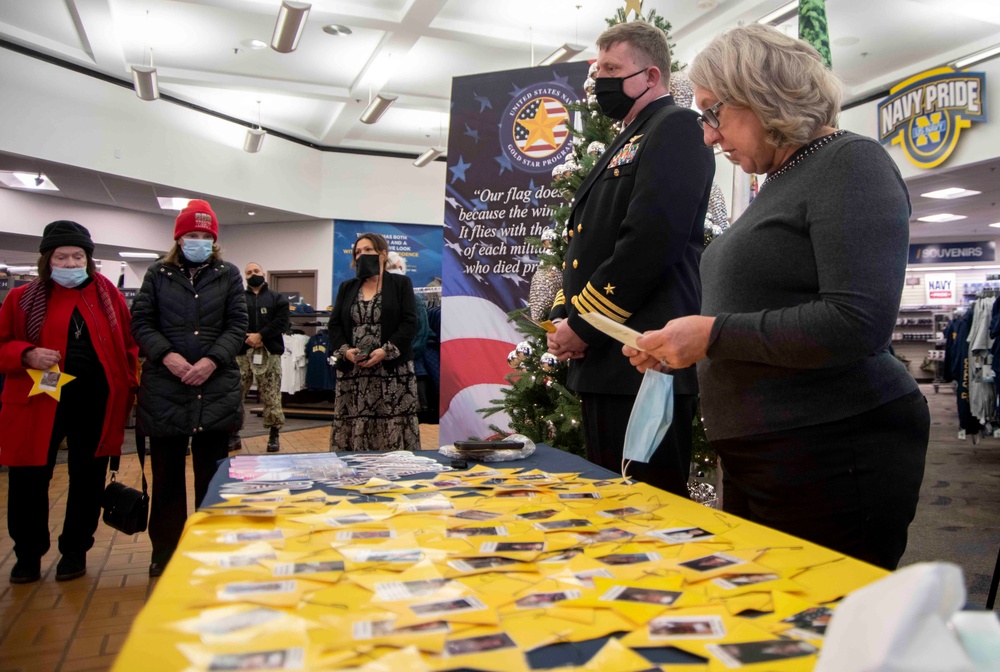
[604,284,615,295]
[27,365,76,401]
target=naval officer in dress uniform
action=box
[547,20,715,497]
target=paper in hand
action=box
[578,312,643,350]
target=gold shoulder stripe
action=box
[583,283,632,319]
[552,294,566,307]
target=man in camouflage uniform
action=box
[234,262,290,452]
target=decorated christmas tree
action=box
[479,4,720,479]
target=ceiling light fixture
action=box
[244,100,266,153]
[240,39,269,50]
[414,148,443,167]
[916,213,967,222]
[953,44,1000,69]
[0,171,59,191]
[758,0,798,25]
[271,1,311,53]
[119,252,160,259]
[921,187,982,199]
[132,11,159,101]
[156,197,192,210]
[322,24,352,36]
[538,43,586,66]
[359,94,397,124]
[248,211,256,216]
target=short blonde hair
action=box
[597,21,671,90]
[689,24,841,147]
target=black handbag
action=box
[102,430,149,534]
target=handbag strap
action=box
[136,429,148,496]
[107,430,148,496]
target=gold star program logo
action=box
[513,97,569,158]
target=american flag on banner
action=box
[514,97,570,158]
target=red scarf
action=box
[19,274,120,344]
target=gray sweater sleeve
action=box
[707,138,911,368]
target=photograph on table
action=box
[480,541,545,553]
[273,561,345,576]
[353,619,451,640]
[707,639,818,667]
[515,509,560,520]
[781,606,834,638]
[597,552,661,566]
[539,548,584,563]
[446,526,508,537]
[454,510,503,521]
[575,527,635,543]
[597,507,645,518]
[514,590,581,609]
[533,518,592,531]
[205,647,304,670]
[679,553,744,572]
[599,585,682,606]
[557,491,601,500]
[447,556,522,572]
[648,615,726,640]
[444,632,518,657]
[650,526,716,544]
[219,581,297,599]
[711,573,781,590]
[374,578,458,601]
[410,596,487,618]
[336,530,395,540]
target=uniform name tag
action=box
[253,353,263,365]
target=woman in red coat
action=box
[0,221,139,584]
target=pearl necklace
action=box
[761,130,848,190]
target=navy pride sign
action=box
[908,241,995,264]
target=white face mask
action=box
[181,238,213,263]
[50,266,89,288]
[621,368,675,480]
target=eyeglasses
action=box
[696,99,727,130]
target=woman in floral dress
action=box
[329,233,420,451]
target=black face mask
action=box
[355,254,381,279]
[594,68,650,120]
[247,274,265,288]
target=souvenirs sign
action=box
[878,68,987,169]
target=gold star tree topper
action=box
[27,365,76,401]
[624,0,642,18]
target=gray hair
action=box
[596,21,672,90]
[688,24,841,147]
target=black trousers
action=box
[580,392,697,498]
[713,390,930,570]
[148,431,228,563]
[7,376,109,561]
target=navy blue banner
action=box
[333,219,443,296]
[908,241,995,264]
[439,61,589,444]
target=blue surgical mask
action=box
[50,266,89,288]
[622,368,674,479]
[181,238,214,263]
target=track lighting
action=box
[359,94,397,124]
[271,1,311,53]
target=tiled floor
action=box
[0,424,440,672]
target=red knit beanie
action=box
[174,199,218,240]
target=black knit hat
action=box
[39,220,95,255]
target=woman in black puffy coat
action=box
[131,200,247,577]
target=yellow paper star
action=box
[624,0,642,18]
[604,284,615,295]
[517,101,562,151]
[27,365,76,401]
